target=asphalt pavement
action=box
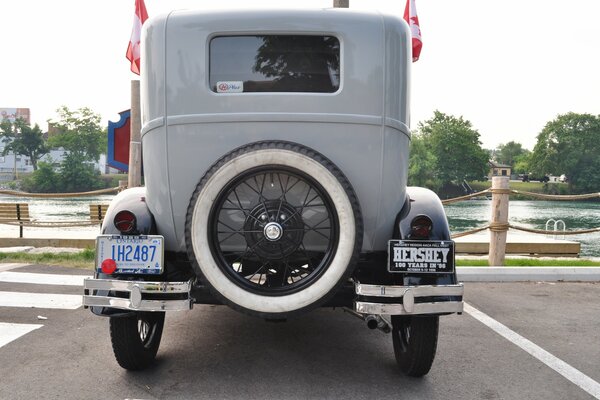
[0,264,599,400]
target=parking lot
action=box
[1,264,599,400]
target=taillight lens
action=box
[409,215,433,239]
[114,210,137,234]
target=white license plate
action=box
[388,240,455,274]
[96,235,164,275]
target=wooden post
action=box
[489,176,510,266]
[128,80,142,188]
[333,0,349,7]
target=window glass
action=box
[210,35,340,93]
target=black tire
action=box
[185,141,362,318]
[109,312,165,370]
[391,315,439,377]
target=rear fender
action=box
[395,186,451,241]
[101,187,157,235]
[394,186,456,285]
[92,186,158,317]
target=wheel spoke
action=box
[302,216,332,240]
[208,165,342,295]
[217,220,246,244]
[224,197,261,224]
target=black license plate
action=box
[388,240,455,274]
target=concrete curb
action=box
[457,267,600,282]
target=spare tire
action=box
[185,141,362,318]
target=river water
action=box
[444,200,600,257]
[0,195,114,240]
[1,195,599,257]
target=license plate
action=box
[96,235,164,275]
[388,240,454,274]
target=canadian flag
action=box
[126,0,149,75]
[403,0,422,62]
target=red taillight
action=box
[101,259,117,274]
[410,215,433,239]
[114,210,137,234]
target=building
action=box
[488,160,512,179]
[0,108,30,124]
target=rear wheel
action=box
[391,315,439,377]
[186,141,362,318]
[109,312,165,370]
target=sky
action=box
[2,0,599,150]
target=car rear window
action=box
[209,35,340,93]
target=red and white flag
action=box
[403,0,422,62]
[126,0,149,75]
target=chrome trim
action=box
[355,301,463,315]
[356,283,464,298]
[83,278,193,312]
[84,278,191,293]
[354,282,464,316]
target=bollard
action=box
[489,176,510,266]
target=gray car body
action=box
[140,8,412,254]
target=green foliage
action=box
[59,153,103,192]
[21,162,59,193]
[48,106,107,162]
[408,134,437,188]
[530,113,600,192]
[20,106,108,193]
[0,249,94,269]
[412,111,489,186]
[512,152,531,175]
[22,155,103,193]
[495,141,530,168]
[0,118,49,170]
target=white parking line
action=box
[0,271,91,286]
[0,263,30,272]
[0,322,43,348]
[0,292,82,309]
[464,302,600,399]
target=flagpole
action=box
[128,80,142,188]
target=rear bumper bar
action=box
[354,282,464,315]
[83,278,193,312]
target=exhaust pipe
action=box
[365,314,391,333]
[342,308,392,334]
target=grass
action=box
[457,258,600,267]
[468,180,571,197]
[0,248,95,270]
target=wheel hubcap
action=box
[264,222,283,241]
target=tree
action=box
[59,152,103,192]
[408,134,436,187]
[253,36,339,92]
[21,161,59,193]
[495,141,529,167]
[48,106,107,162]
[529,112,600,192]
[512,152,531,175]
[0,118,49,170]
[416,111,489,185]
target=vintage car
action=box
[83,7,463,377]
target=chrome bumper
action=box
[354,282,464,315]
[83,278,193,312]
